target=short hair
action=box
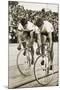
[35,18,43,27]
[21,18,27,26]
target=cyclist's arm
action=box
[30,30,34,40]
[37,29,41,47]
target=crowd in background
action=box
[8,1,58,43]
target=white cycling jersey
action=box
[42,20,54,33]
[18,21,40,34]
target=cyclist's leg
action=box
[22,32,29,55]
[48,33,53,70]
[36,33,41,55]
[31,45,34,64]
[41,35,47,55]
[41,35,47,65]
[17,31,23,50]
[22,32,28,48]
[30,31,34,64]
[30,31,34,43]
[49,43,53,70]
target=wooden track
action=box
[8,64,58,88]
[8,42,59,88]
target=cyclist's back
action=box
[42,20,54,33]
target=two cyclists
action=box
[17,17,54,70]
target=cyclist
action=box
[17,18,41,64]
[35,18,54,70]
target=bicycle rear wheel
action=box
[17,49,32,76]
[34,54,54,86]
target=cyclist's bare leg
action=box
[22,32,28,55]
[41,35,53,70]
[36,33,41,55]
[17,35,22,50]
[41,35,47,65]
[41,35,47,54]
[48,33,53,70]
[17,31,23,50]
[30,31,35,64]
[30,42,34,64]
[49,43,53,70]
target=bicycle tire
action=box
[17,48,32,76]
[34,49,54,86]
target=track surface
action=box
[8,42,59,88]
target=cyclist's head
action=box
[35,18,43,27]
[21,18,27,26]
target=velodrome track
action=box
[8,42,59,88]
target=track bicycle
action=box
[17,34,54,86]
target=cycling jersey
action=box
[26,21,34,31]
[42,20,54,33]
[41,20,54,41]
[18,21,40,34]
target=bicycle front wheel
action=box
[17,49,32,76]
[34,54,54,86]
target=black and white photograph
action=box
[8,1,59,88]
